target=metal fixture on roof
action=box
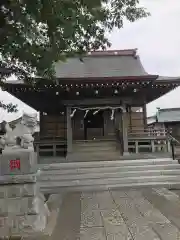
[76,91,79,95]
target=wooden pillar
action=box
[122,106,129,155]
[167,140,171,152]
[39,112,43,137]
[129,105,132,131]
[142,102,147,128]
[151,140,155,152]
[66,106,72,153]
[135,141,139,154]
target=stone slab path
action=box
[51,188,180,240]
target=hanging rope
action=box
[110,109,115,120]
[93,109,100,115]
[84,110,89,118]
[70,106,124,120]
[71,106,124,111]
[70,109,76,118]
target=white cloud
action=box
[0,0,180,120]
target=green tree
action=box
[0,0,149,80]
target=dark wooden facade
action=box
[40,114,67,140]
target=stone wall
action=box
[0,148,50,238]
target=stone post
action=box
[122,107,129,156]
[0,148,49,238]
[66,106,73,153]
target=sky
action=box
[0,0,180,121]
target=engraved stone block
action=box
[0,149,37,175]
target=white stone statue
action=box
[0,112,38,150]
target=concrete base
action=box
[0,148,37,175]
[123,152,130,156]
[0,148,49,238]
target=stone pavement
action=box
[50,188,180,240]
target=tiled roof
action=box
[157,108,180,123]
[55,49,148,79]
[156,76,180,81]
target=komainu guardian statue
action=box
[0,113,51,238]
[0,112,37,151]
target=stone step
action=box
[38,157,180,194]
[39,175,180,188]
[39,169,180,182]
[67,154,173,162]
[68,152,121,160]
[73,140,116,147]
[73,144,117,149]
[67,155,121,162]
[41,158,176,171]
[39,163,180,175]
[40,181,180,194]
[72,146,117,152]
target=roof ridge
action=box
[87,49,137,57]
[159,108,180,112]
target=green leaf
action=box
[0,0,149,80]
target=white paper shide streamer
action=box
[70,109,76,118]
[84,110,89,118]
[70,106,124,120]
[110,109,115,120]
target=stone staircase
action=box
[38,158,180,193]
[67,140,121,161]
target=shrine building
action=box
[3,49,180,161]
